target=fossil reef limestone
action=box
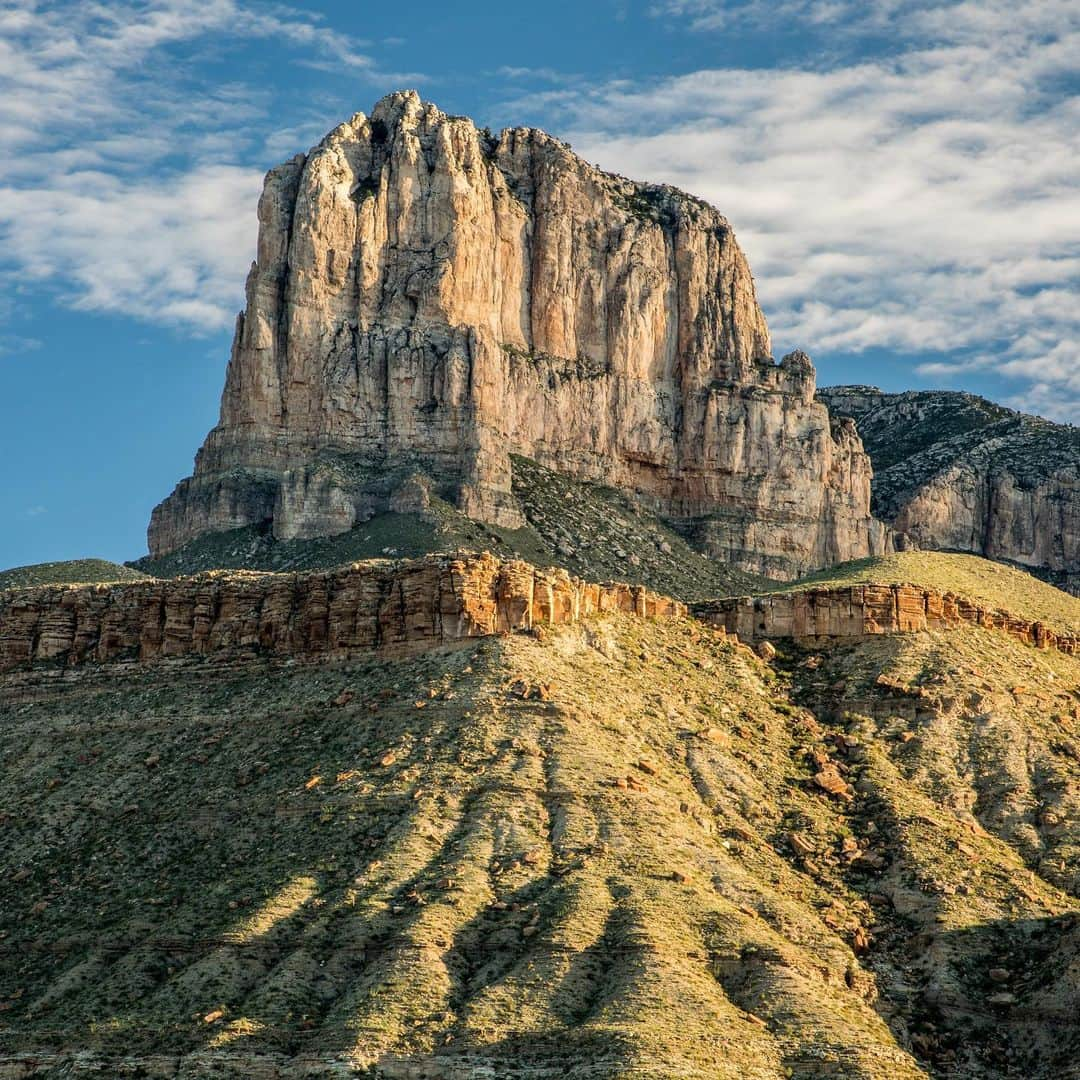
[149,90,890,579]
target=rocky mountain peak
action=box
[819,385,1080,593]
[148,93,891,579]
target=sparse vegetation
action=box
[2,596,1078,1075]
[818,388,1080,543]
[0,559,151,591]
[780,550,1080,634]
[132,455,767,601]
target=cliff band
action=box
[149,91,889,579]
[0,554,684,673]
[695,584,1079,655]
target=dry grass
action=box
[780,551,1080,634]
[0,559,152,591]
[1,604,1078,1076]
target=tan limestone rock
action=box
[148,91,889,580]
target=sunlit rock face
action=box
[820,386,1080,594]
[149,91,889,578]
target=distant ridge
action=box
[0,558,151,591]
[819,386,1080,594]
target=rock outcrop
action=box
[149,91,889,579]
[696,583,1079,655]
[0,554,684,673]
[4,551,1074,678]
[820,387,1080,593]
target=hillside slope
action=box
[0,559,151,591]
[818,387,1080,594]
[1,560,1078,1078]
[131,455,767,602]
[780,551,1080,636]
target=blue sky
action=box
[1,0,1077,568]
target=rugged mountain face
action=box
[133,454,772,602]
[820,387,1080,594]
[0,554,684,673]
[2,552,1079,1078]
[148,90,889,580]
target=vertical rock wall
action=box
[149,91,889,579]
[0,555,686,673]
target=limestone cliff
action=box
[695,583,1078,655]
[149,91,889,579]
[0,554,683,673]
[820,387,1080,593]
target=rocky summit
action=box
[148,91,889,581]
[820,387,1080,594]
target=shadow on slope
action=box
[2,609,1078,1077]
[130,455,766,603]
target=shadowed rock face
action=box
[148,91,889,579]
[819,386,1080,594]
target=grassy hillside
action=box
[2,607,1078,1077]
[132,455,767,602]
[0,559,151,591]
[781,551,1080,634]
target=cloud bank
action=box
[0,0,1075,421]
[546,0,1080,419]
[0,0,404,332]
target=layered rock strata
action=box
[820,387,1080,593]
[4,555,1074,679]
[0,554,684,673]
[696,584,1079,654]
[149,90,889,579]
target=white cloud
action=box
[0,1,409,332]
[496,66,575,82]
[527,0,1080,420]
[654,0,1080,42]
[2,0,1075,426]
[0,333,41,357]
[0,164,263,329]
[652,0,872,31]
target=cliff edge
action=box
[148,91,889,580]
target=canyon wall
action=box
[695,584,1078,655]
[149,91,889,579]
[0,554,684,674]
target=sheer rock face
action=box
[149,91,889,578]
[0,554,685,673]
[695,584,1078,655]
[820,387,1080,594]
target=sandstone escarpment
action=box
[0,554,684,674]
[149,91,888,579]
[820,387,1080,593]
[696,583,1079,655]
